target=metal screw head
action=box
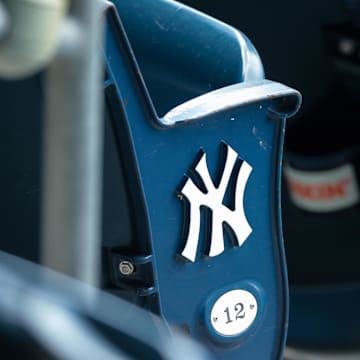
[119,261,135,275]
[338,38,356,56]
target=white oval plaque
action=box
[210,289,258,337]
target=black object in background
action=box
[179,0,346,115]
[283,1,360,285]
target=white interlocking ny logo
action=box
[178,143,252,262]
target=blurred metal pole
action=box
[0,0,67,79]
[42,0,104,286]
[0,2,9,40]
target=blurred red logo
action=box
[287,177,350,201]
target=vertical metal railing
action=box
[0,2,9,39]
[0,1,68,78]
[0,0,104,286]
[41,0,104,286]
[0,0,104,287]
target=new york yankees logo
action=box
[178,143,252,262]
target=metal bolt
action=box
[338,38,356,56]
[119,261,135,276]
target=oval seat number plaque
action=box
[210,289,258,337]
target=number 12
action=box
[224,303,245,324]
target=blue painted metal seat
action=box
[102,1,301,359]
